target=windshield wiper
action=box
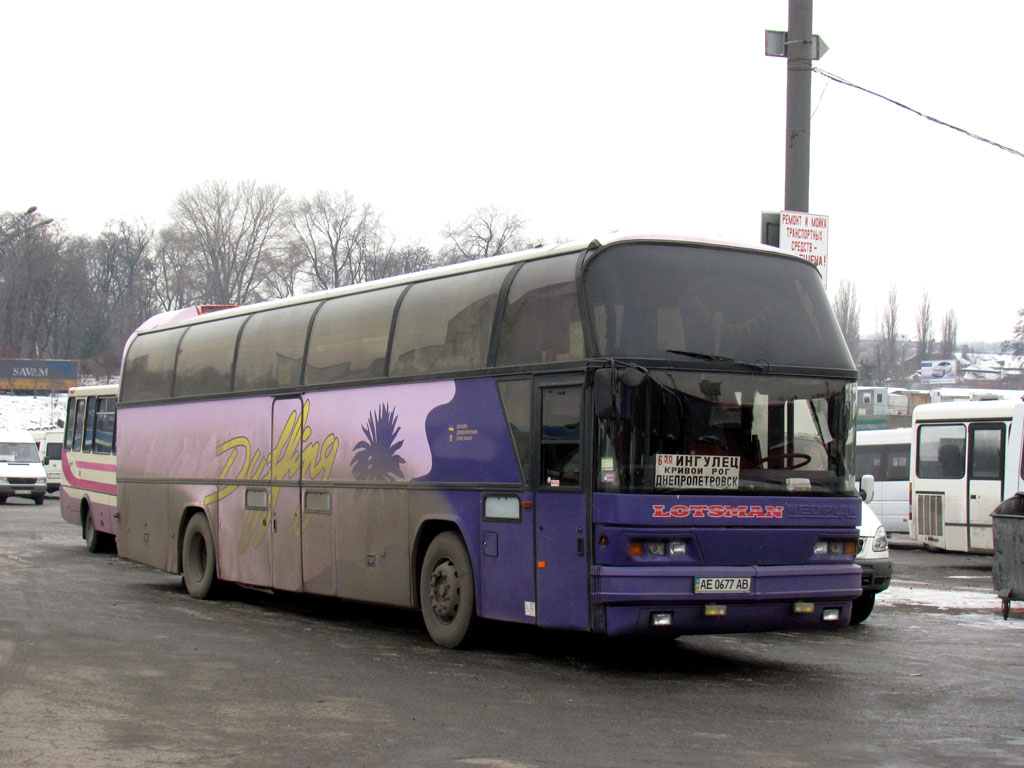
[666,349,767,372]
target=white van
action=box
[855,428,911,534]
[0,428,48,505]
[31,429,64,494]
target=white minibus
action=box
[855,428,911,534]
[910,399,1022,552]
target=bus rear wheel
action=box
[84,511,103,553]
[182,513,219,599]
[419,531,476,648]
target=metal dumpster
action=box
[993,496,1024,620]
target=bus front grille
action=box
[917,493,944,537]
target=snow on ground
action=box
[0,394,67,432]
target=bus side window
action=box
[83,397,97,452]
[497,379,532,484]
[73,398,87,452]
[64,399,78,450]
[887,446,910,482]
[540,387,581,488]
[94,397,115,455]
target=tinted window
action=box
[970,426,1004,481]
[64,399,77,450]
[234,303,318,392]
[498,379,532,483]
[73,399,86,451]
[585,243,855,370]
[855,446,882,481]
[390,268,511,376]
[541,386,581,488]
[84,397,97,452]
[305,287,402,384]
[174,317,245,397]
[94,397,116,455]
[917,424,966,479]
[886,446,910,481]
[121,328,186,402]
[496,254,583,366]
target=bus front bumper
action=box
[592,563,862,635]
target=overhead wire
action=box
[812,67,1024,160]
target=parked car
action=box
[0,428,48,504]
[852,502,892,624]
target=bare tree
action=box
[170,180,291,304]
[440,207,531,264]
[941,309,959,358]
[880,285,900,383]
[360,244,437,282]
[1002,309,1024,356]
[292,191,382,290]
[152,226,204,311]
[831,278,860,358]
[915,291,933,362]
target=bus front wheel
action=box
[182,513,219,599]
[850,592,875,625]
[419,532,476,648]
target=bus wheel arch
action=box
[180,508,219,599]
[417,526,477,648]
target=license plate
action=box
[695,576,752,594]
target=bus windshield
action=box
[596,369,857,496]
[584,241,855,371]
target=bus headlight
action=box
[814,540,856,555]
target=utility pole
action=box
[784,0,813,213]
[763,0,828,246]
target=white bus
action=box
[910,400,1023,552]
[855,428,911,534]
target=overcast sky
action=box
[3,1,1021,343]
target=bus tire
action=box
[419,531,476,648]
[182,513,219,599]
[850,592,875,625]
[84,510,104,553]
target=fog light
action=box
[822,608,841,622]
[704,604,727,617]
[793,601,815,614]
[651,612,673,627]
[647,541,665,556]
[668,540,687,556]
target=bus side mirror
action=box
[859,474,875,504]
[594,368,616,419]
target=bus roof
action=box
[912,399,1023,423]
[68,384,119,397]
[132,233,814,336]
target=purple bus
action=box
[115,235,861,647]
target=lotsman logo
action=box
[652,504,784,519]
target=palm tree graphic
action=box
[351,403,406,482]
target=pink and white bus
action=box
[61,384,118,552]
[114,235,862,647]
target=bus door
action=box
[533,378,590,631]
[479,379,536,624]
[271,396,304,591]
[966,422,1005,551]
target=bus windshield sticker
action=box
[655,454,740,490]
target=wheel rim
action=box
[428,557,461,624]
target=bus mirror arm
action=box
[594,368,617,420]
[860,474,875,504]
